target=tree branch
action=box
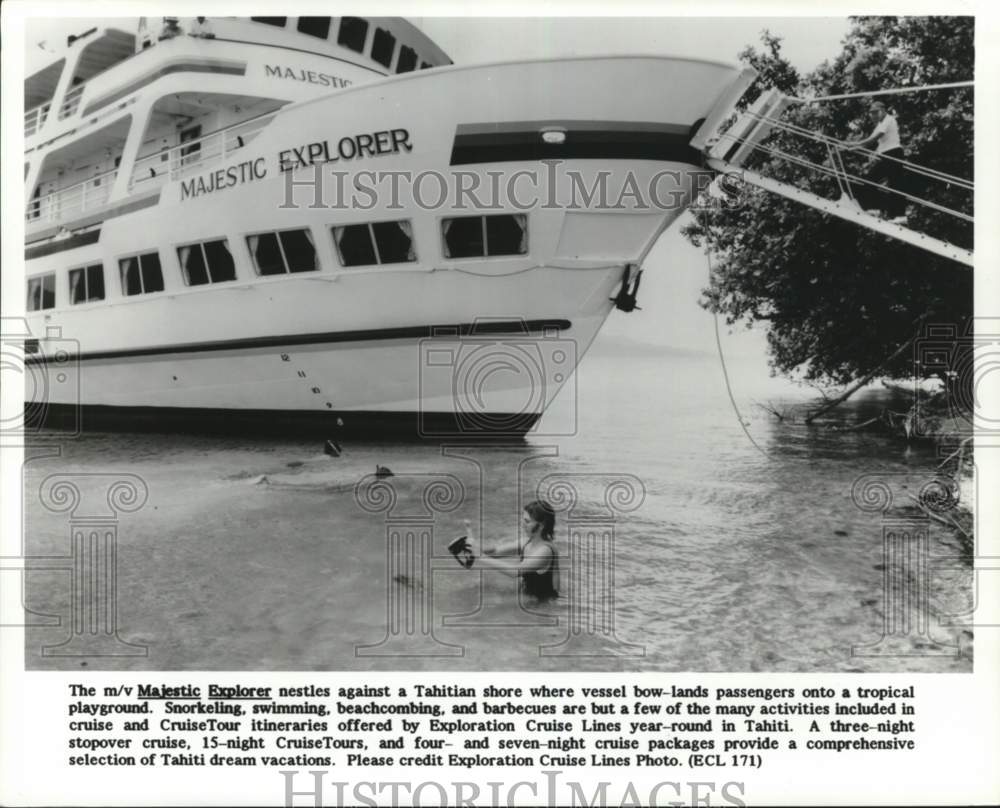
[828,415,881,432]
[804,320,928,424]
[753,400,790,421]
[938,436,974,472]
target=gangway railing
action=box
[699,87,973,267]
[129,112,276,190]
[25,167,117,225]
[719,111,973,224]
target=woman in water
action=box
[463,500,560,601]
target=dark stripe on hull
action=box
[27,403,540,441]
[450,120,702,166]
[24,228,101,259]
[24,318,572,364]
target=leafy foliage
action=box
[684,17,973,389]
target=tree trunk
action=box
[804,324,926,424]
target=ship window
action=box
[247,229,317,276]
[420,62,433,70]
[249,233,284,276]
[442,215,528,258]
[372,221,414,263]
[251,17,287,27]
[27,273,56,311]
[119,252,164,296]
[441,217,484,258]
[333,220,415,267]
[333,224,376,266]
[486,215,528,256]
[204,240,237,282]
[337,17,368,53]
[178,239,236,286]
[181,244,209,285]
[297,17,331,39]
[68,264,105,304]
[371,28,396,69]
[396,46,417,74]
[279,229,318,272]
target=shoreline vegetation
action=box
[686,19,975,599]
[756,379,975,663]
[756,381,975,555]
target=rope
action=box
[738,109,974,188]
[778,154,971,221]
[760,123,973,193]
[744,142,973,221]
[739,106,974,185]
[740,112,849,148]
[721,128,899,193]
[720,110,973,194]
[790,80,974,104]
[719,130,974,221]
[705,250,768,459]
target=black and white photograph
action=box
[2,3,997,806]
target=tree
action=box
[684,17,974,411]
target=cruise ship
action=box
[22,16,753,437]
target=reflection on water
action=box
[23,350,971,671]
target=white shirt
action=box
[190,19,214,37]
[871,114,901,153]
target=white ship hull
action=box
[24,51,747,437]
[29,272,616,437]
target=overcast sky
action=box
[18,12,854,380]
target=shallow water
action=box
[22,345,972,671]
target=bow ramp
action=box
[691,83,974,267]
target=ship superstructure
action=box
[23,16,752,436]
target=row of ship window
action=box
[251,16,436,73]
[26,214,528,311]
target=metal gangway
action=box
[691,81,974,267]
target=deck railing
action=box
[25,103,51,137]
[59,84,86,119]
[25,168,118,225]
[25,112,278,226]
[129,112,276,190]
